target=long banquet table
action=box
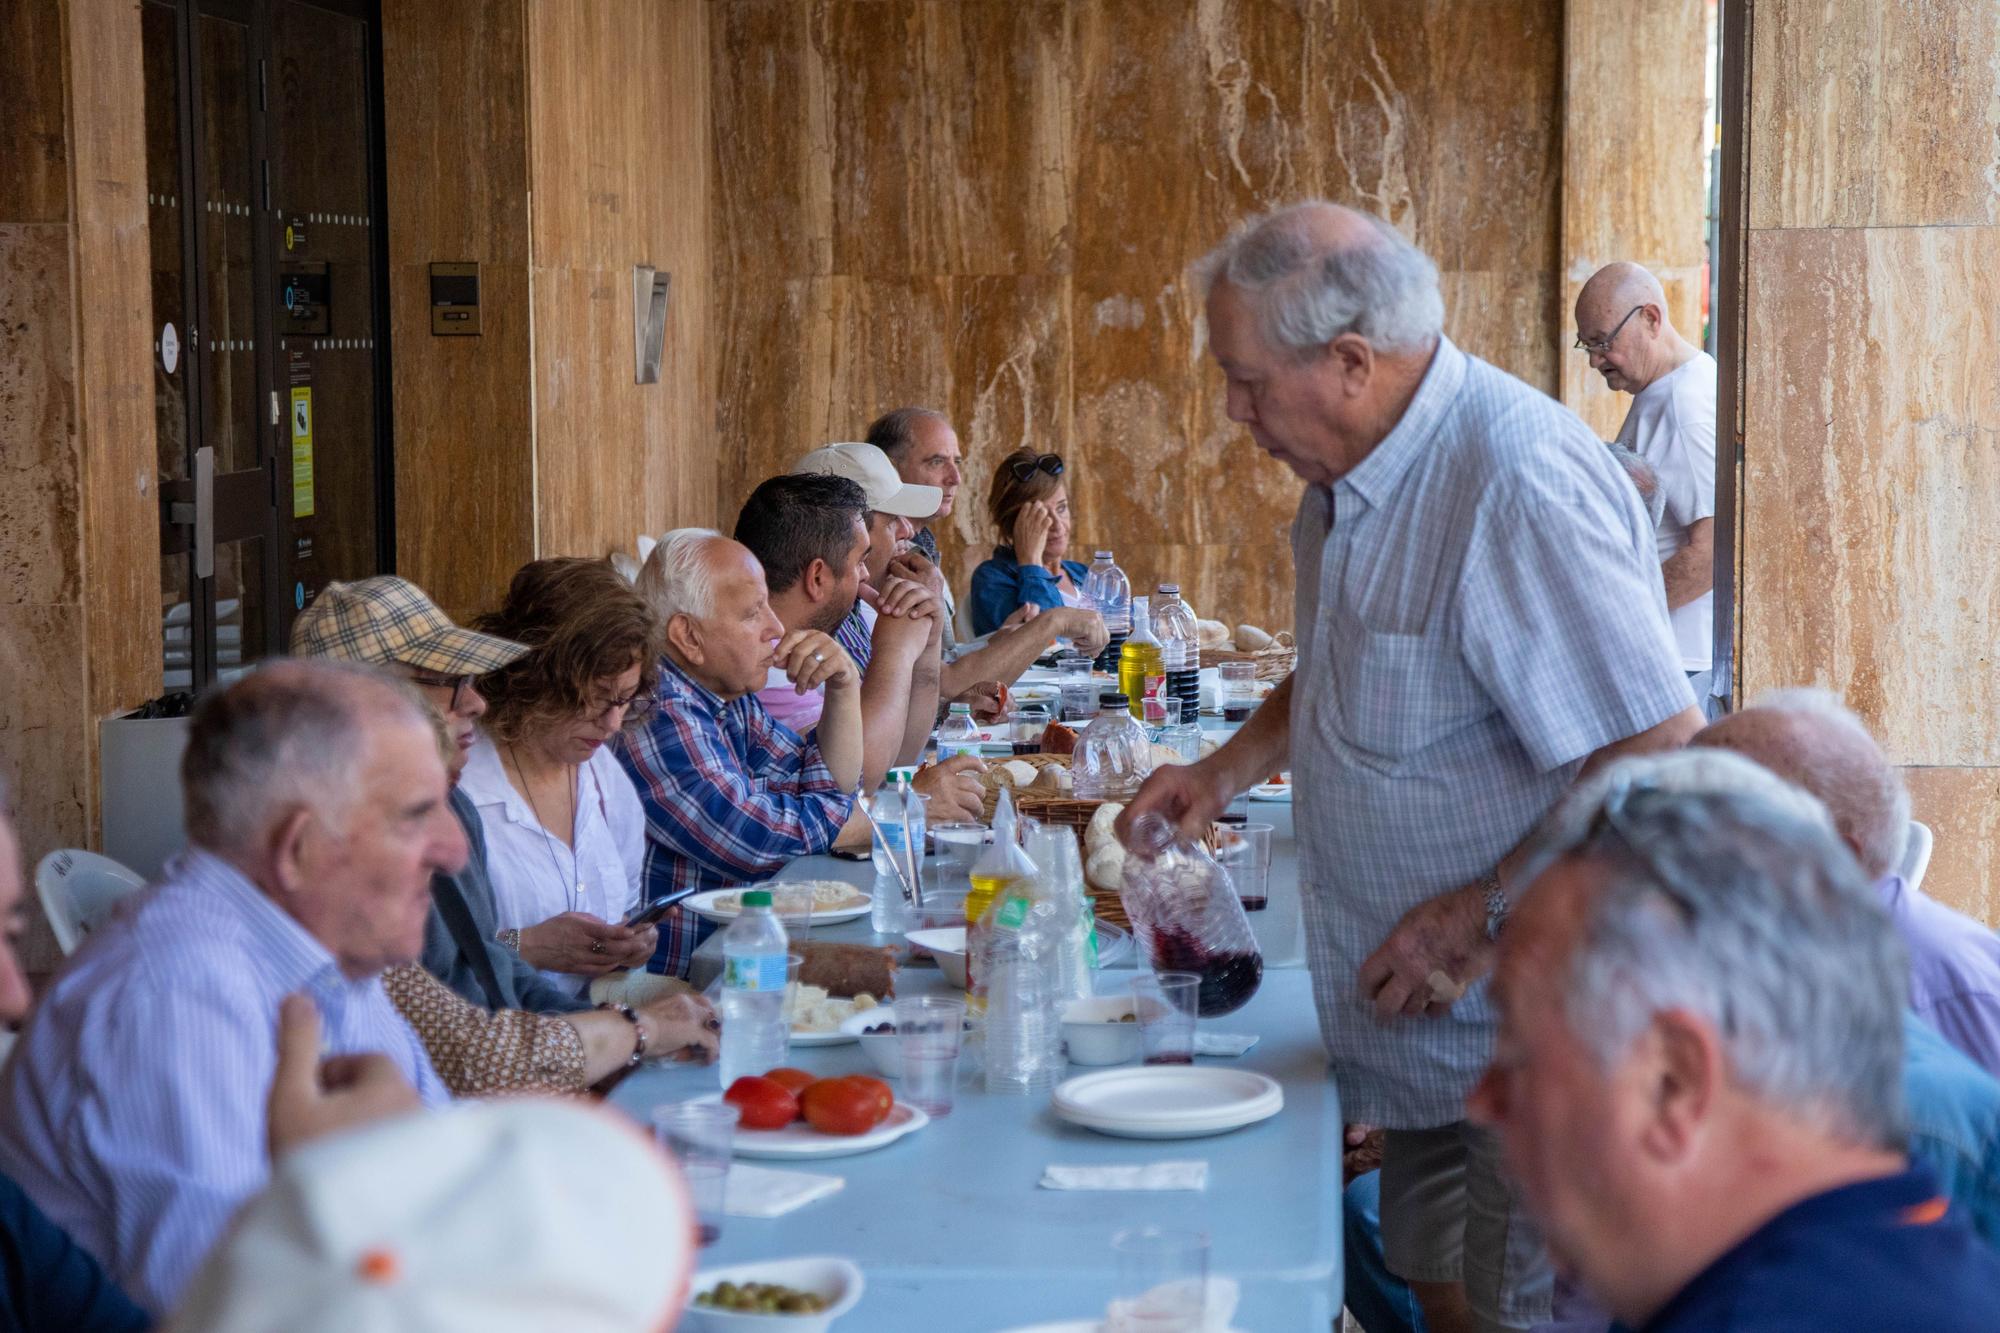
[610,797,1344,1330]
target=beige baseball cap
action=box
[795,442,942,519]
[170,1099,696,1332]
[289,577,527,675]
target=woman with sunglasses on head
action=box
[460,558,663,995]
[969,448,1092,636]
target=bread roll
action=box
[1236,623,1274,651]
[1086,845,1126,891]
[997,759,1039,786]
[1085,802,1124,855]
[1196,619,1231,649]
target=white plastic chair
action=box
[1898,820,1934,895]
[36,849,145,957]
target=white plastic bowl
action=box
[682,1256,865,1331]
[840,1010,903,1079]
[905,926,968,989]
[1061,995,1142,1066]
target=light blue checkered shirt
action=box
[0,849,448,1313]
[1290,336,1693,1127]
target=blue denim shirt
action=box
[1903,1010,2000,1249]
[968,545,1089,636]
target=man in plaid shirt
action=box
[618,530,864,977]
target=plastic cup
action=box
[780,953,804,1038]
[895,995,966,1117]
[1058,652,1094,683]
[652,1100,738,1245]
[932,822,987,874]
[1009,703,1052,754]
[1216,822,1273,912]
[1108,1226,1210,1331]
[771,883,815,944]
[1131,971,1199,1066]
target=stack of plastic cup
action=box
[982,952,1061,1094]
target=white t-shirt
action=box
[458,732,647,996]
[1616,352,1717,671]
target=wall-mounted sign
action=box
[158,322,179,374]
[284,216,307,252]
[278,260,330,335]
[430,262,481,336]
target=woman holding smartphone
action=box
[461,558,661,995]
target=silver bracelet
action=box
[497,927,521,953]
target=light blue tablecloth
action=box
[611,966,1342,1330]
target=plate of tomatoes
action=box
[715,1069,929,1159]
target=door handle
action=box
[193,445,214,580]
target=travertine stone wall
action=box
[1738,0,2000,921]
[1559,0,1710,439]
[710,0,1564,632]
[0,0,160,970]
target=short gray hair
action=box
[1749,687,1911,877]
[181,659,430,853]
[1195,202,1444,357]
[1526,751,1909,1150]
[637,527,726,623]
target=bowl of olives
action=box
[682,1256,864,1330]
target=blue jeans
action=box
[1344,1170,1428,1333]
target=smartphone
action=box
[828,846,872,862]
[621,888,697,928]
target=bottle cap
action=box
[1159,583,1179,594]
[1095,549,1114,559]
[1099,691,1129,708]
[949,702,972,713]
[740,890,773,908]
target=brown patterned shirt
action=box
[383,964,588,1097]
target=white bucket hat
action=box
[170,1099,695,1332]
[795,442,942,519]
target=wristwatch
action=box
[599,1002,648,1069]
[1480,870,1510,942]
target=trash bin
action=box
[99,697,192,882]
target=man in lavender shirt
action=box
[1694,688,2000,1077]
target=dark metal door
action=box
[143,0,390,692]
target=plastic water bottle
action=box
[935,702,981,762]
[1084,550,1131,672]
[718,890,792,1087]
[1153,584,1201,722]
[1073,691,1153,801]
[869,779,924,934]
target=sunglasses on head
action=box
[1008,453,1065,483]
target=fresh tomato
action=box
[762,1067,817,1095]
[800,1076,890,1136]
[844,1074,894,1120]
[723,1075,800,1130]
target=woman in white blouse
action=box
[460,558,660,995]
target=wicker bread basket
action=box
[1199,630,1297,683]
[979,753,1073,823]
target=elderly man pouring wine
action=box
[1121,202,1702,1333]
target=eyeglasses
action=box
[407,671,476,712]
[587,689,657,725]
[1582,780,1701,925]
[1007,453,1065,483]
[1573,305,1643,357]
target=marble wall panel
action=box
[1748,0,2000,231]
[711,0,1571,640]
[527,0,714,562]
[1560,0,1710,438]
[0,604,88,863]
[1739,225,2000,766]
[0,0,68,225]
[0,225,79,608]
[381,0,535,619]
[1906,766,2000,928]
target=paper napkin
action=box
[723,1164,845,1218]
[1038,1161,1208,1191]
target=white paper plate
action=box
[1052,1066,1283,1139]
[694,1093,929,1159]
[685,886,872,927]
[1247,782,1292,803]
[787,1025,861,1047]
[998,1324,1249,1333]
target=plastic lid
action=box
[948,702,972,713]
[1159,583,1179,594]
[1099,692,1129,708]
[1094,549,1114,559]
[740,890,773,908]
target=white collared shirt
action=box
[458,733,646,995]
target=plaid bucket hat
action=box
[289,577,527,675]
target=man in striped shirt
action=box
[620,530,864,976]
[0,661,455,1313]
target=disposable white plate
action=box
[787,1025,861,1047]
[1052,1066,1282,1140]
[693,1094,929,1159]
[1247,783,1292,803]
[997,1325,1249,1333]
[685,886,872,927]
